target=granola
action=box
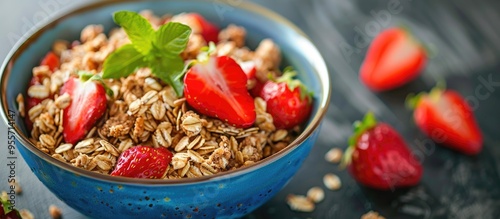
[19,10,303,179]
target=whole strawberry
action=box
[1,198,21,219]
[253,69,313,129]
[184,55,256,128]
[407,86,483,155]
[111,146,173,179]
[60,75,107,144]
[343,113,423,190]
[360,27,427,91]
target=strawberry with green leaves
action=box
[252,69,313,129]
[60,73,110,144]
[184,55,256,128]
[360,27,427,91]
[407,86,483,155]
[1,198,21,219]
[343,113,423,190]
[110,146,173,179]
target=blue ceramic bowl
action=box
[0,1,330,218]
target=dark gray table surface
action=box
[1,0,500,218]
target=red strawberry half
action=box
[239,60,257,80]
[343,113,423,190]
[171,13,220,43]
[253,70,313,129]
[110,146,173,179]
[60,77,107,144]
[184,55,256,128]
[407,86,483,155]
[360,27,427,91]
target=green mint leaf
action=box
[103,44,146,79]
[150,55,185,96]
[155,22,192,54]
[113,11,155,55]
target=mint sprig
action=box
[103,11,192,96]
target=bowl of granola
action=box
[0,1,330,218]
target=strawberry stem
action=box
[1,197,14,215]
[397,24,437,59]
[196,41,216,62]
[341,112,378,168]
[78,71,115,97]
[276,67,314,101]
[405,80,446,109]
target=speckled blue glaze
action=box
[0,1,330,218]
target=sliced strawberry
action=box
[40,51,60,72]
[360,27,426,91]
[344,113,423,190]
[239,60,257,80]
[184,56,256,128]
[408,87,483,155]
[171,13,220,43]
[254,70,313,129]
[60,77,107,144]
[110,146,173,179]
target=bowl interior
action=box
[1,0,330,184]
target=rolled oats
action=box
[49,205,62,219]
[28,84,50,99]
[16,94,25,117]
[19,209,35,219]
[99,140,120,157]
[40,134,56,149]
[306,186,325,203]
[55,143,73,154]
[172,153,189,170]
[286,194,315,212]
[74,138,97,154]
[54,92,71,109]
[323,173,342,190]
[52,154,67,162]
[145,77,162,91]
[94,154,114,171]
[325,148,343,164]
[361,211,386,219]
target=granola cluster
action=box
[18,10,298,179]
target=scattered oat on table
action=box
[19,209,35,219]
[323,173,342,190]
[49,205,62,219]
[324,147,343,164]
[286,194,315,212]
[8,179,22,194]
[1,191,8,200]
[361,210,386,219]
[306,186,325,203]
